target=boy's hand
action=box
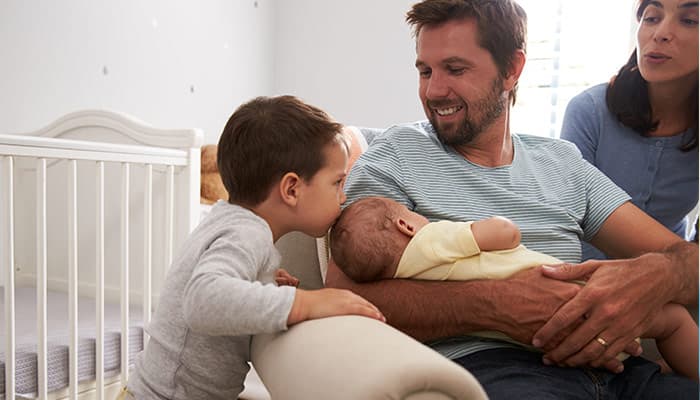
[275,268,300,287]
[287,288,386,325]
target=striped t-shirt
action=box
[343,120,630,359]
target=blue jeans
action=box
[454,348,698,399]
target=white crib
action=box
[0,110,202,399]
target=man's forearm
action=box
[663,240,699,305]
[325,260,578,343]
[326,261,502,341]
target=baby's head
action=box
[217,95,350,237]
[330,197,429,282]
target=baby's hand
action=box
[287,288,386,325]
[275,268,300,287]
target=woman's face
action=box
[636,0,698,84]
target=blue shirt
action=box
[561,83,698,260]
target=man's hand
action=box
[487,267,582,345]
[532,256,676,372]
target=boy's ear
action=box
[395,217,418,238]
[279,172,301,206]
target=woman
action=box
[561,0,698,261]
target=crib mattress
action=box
[0,287,144,398]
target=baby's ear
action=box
[395,217,418,237]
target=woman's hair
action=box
[606,1,698,151]
[406,0,527,106]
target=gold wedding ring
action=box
[596,337,609,347]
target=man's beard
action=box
[428,78,506,147]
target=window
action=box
[512,0,636,138]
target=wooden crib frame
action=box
[1,110,202,399]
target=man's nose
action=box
[339,190,347,204]
[425,72,449,98]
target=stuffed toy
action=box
[200,144,229,205]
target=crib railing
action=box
[0,133,192,400]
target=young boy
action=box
[330,196,698,381]
[124,96,385,400]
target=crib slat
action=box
[68,160,79,400]
[165,165,175,271]
[36,158,48,399]
[121,163,130,385]
[143,164,153,345]
[2,156,16,400]
[96,161,105,400]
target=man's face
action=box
[415,18,508,146]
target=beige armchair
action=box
[244,232,487,400]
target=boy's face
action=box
[296,139,349,237]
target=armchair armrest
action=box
[251,315,487,400]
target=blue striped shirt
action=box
[344,121,630,359]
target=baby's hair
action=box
[217,95,346,206]
[330,197,406,282]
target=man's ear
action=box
[279,172,301,207]
[503,49,526,92]
[395,217,418,238]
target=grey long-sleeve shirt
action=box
[127,201,295,399]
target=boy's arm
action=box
[287,288,385,325]
[275,268,385,325]
[470,216,521,252]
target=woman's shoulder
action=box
[568,83,609,111]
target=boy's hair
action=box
[330,197,407,283]
[606,0,697,150]
[406,0,527,105]
[217,95,345,206]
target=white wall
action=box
[0,0,276,144]
[273,0,424,129]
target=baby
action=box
[330,196,698,381]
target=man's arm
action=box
[533,202,699,370]
[326,257,581,343]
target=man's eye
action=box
[419,70,431,78]
[448,67,465,75]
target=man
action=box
[326,0,699,398]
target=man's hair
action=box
[406,0,527,105]
[217,95,345,206]
[606,0,697,150]
[330,197,407,283]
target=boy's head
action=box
[218,95,346,204]
[330,197,429,282]
[217,95,349,237]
